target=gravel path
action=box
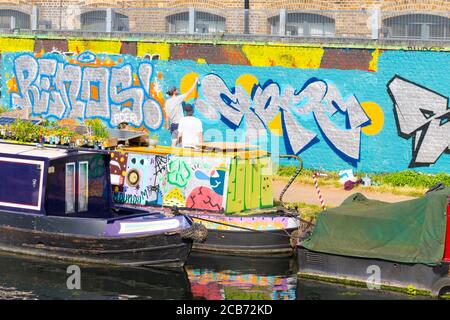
[273,180,416,207]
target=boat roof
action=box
[122,144,270,159]
[0,143,93,160]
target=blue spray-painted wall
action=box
[2,48,449,173]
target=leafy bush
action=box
[85,119,109,139]
[372,171,450,188]
[10,119,40,142]
[277,166,339,180]
[277,165,450,189]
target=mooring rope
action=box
[179,213,295,239]
[278,154,303,205]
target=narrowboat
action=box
[0,142,200,268]
[297,187,450,297]
[108,143,301,257]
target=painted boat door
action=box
[0,157,45,212]
[45,154,113,218]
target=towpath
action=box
[272,180,416,207]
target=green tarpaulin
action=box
[303,188,450,265]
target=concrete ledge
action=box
[1,29,449,51]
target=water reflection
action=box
[0,252,192,299]
[185,253,297,300]
[0,251,434,300]
[297,278,433,300]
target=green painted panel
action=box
[259,157,273,208]
[226,158,245,213]
[225,156,273,213]
[244,159,261,210]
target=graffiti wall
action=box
[1,37,449,173]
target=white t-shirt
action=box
[165,93,187,124]
[178,116,203,148]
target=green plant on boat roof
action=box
[10,119,40,142]
[0,105,8,114]
[84,119,109,140]
[41,118,58,129]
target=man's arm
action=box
[197,132,203,145]
[197,119,203,145]
[179,78,199,101]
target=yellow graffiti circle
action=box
[180,72,199,101]
[236,74,259,96]
[361,101,384,136]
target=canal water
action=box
[0,251,432,300]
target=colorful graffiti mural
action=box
[4,52,164,130]
[111,151,167,206]
[1,38,449,173]
[190,214,298,231]
[111,152,233,212]
[110,149,273,213]
[162,155,230,211]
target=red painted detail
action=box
[186,186,223,212]
[443,195,450,262]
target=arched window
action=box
[113,12,129,32]
[383,14,450,40]
[0,9,30,29]
[167,11,189,33]
[269,12,335,37]
[195,11,225,34]
[167,11,225,34]
[80,10,129,32]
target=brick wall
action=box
[2,0,448,36]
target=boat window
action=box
[65,162,76,214]
[78,161,89,212]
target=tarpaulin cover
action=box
[302,188,450,265]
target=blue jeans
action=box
[169,123,179,139]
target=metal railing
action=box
[0,5,448,43]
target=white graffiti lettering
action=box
[10,53,164,130]
[388,75,450,167]
[197,75,369,161]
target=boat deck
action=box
[0,143,92,159]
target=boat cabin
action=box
[109,143,274,214]
[0,143,113,218]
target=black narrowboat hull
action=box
[297,247,450,297]
[0,224,192,268]
[0,208,193,268]
[192,228,297,257]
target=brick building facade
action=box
[0,0,448,39]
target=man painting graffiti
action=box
[165,79,199,147]
[177,104,204,149]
